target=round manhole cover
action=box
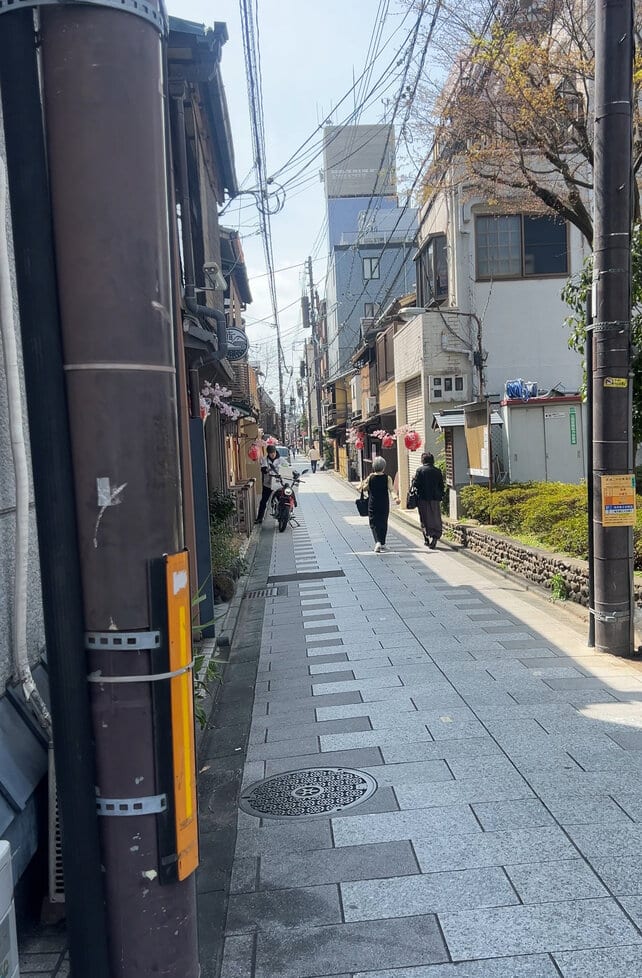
[240,767,378,819]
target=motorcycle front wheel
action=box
[278,511,289,532]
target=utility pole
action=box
[276,325,286,444]
[38,2,199,975]
[592,0,635,655]
[307,256,324,457]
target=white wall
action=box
[419,187,587,400]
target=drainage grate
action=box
[240,767,378,819]
[244,586,288,600]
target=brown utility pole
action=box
[39,2,199,975]
[307,256,324,456]
[592,0,635,655]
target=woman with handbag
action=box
[359,457,398,553]
[414,452,445,548]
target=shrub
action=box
[209,488,235,526]
[546,513,589,558]
[459,485,492,522]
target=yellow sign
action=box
[601,474,637,526]
[604,377,628,388]
[165,551,199,881]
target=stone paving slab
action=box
[253,914,449,978]
[341,866,519,920]
[353,956,561,978]
[439,898,642,961]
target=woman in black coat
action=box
[414,452,445,548]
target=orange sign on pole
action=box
[601,474,637,527]
[165,551,199,880]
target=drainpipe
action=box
[0,156,51,734]
[171,89,228,360]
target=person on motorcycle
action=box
[255,444,283,524]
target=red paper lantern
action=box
[355,437,365,451]
[266,436,278,446]
[248,444,260,462]
[404,430,422,452]
[382,434,395,449]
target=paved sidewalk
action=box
[212,469,642,978]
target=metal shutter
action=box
[404,376,424,484]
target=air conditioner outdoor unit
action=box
[0,841,19,978]
[366,396,377,415]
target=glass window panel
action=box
[523,216,568,275]
[476,215,521,278]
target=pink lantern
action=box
[248,444,260,462]
[382,433,395,449]
[404,430,422,452]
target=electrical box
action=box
[0,841,19,978]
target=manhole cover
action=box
[240,767,378,819]
[243,586,288,600]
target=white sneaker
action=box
[380,545,386,551]
[374,542,382,553]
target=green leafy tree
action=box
[562,222,642,444]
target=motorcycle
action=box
[270,468,308,532]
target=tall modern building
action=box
[322,125,418,379]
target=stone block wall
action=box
[444,521,642,608]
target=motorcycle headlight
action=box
[284,488,293,496]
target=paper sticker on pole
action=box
[165,551,199,880]
[603,376,628,389]
[601,474,636,527]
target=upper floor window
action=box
[475,214,568,280]
[363,302,380,319]
[417,234,448,306]
[363,257,380,281]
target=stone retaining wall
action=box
[444,521,642,607]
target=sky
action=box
[166,0,411,401]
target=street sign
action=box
[601,474,636,526]
[569,407,577,445]
[226,327,249,361]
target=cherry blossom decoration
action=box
[200,382,241,424]
[394,424,422,452]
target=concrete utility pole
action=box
[307,256,324,456]
[38,1,199,975]
[592,0,635,655]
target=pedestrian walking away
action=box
[255,444,283,524]
[308,445,320,473]
[360,456,399,552]
[414,451,444,548]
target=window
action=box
[475,214,568,279]
[417,234,448,306]
[363,302,379,319]
[363,257,380,280]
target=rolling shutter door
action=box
[404,376,424,484]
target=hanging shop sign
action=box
[226,327,249,361]
[601,474,636,527]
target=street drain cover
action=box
[240,767,377,819]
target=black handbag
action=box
[406,480,419,510]
[355,490,369,517]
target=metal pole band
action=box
[589,608,630,622]
[86,630,161,650]
[587,320,630,333]
[0,0,168,34]
[96,793,167,816]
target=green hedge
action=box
[458,482,642,570]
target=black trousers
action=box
[311,459,318,473]
[257,484,273,521]
[369,505,389,545]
